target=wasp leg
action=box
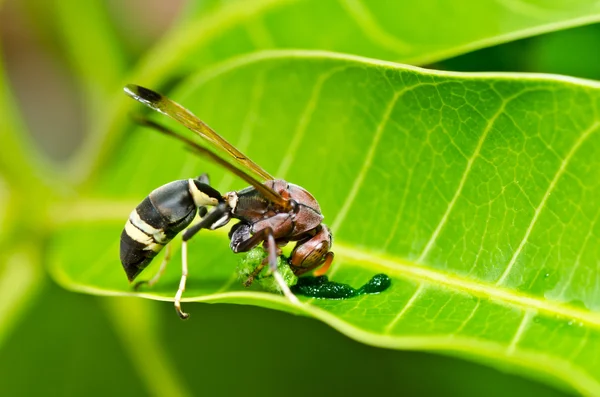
[243,257,268,287]
[265,231,300,305]
[133,244,172,290]
[175,240,190,319]
[175,203,230,320]
[231,227,300,305]
[229,224,263,286]
[183,203,230,241]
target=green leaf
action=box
[0,283,150,397]
[0,40,46,351]
[0,242,44,347]
[100,298,192,397]
[50,51,600,395]
[136,0,600,77]
[0,42,41,187]
[71,0,600,185]
[52,0,128,105]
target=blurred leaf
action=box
[0,42,40,186]
[50,52,600,395]
[71,0,600,184]
[52,0,128,105]
[436,23,600,82]
[0,243,44,347]
[0,38,47,352]
[529,23,600,80]
[101,298,192,397]
[0,177,7,235]
[0,281,568,397]
[177,0,228,22]
[0,283,148,397]
[49,0,130,162]
[136,0,600,77]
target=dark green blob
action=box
[292,275,356,299]
[292,274,391,299]
[238,248,391,299]
[357,273,392,295]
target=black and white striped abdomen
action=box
[120,180,198,281]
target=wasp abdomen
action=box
[120,180,198,281]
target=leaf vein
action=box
[217,73,265,192]
[453,299,481,335]
[496,120,600,285]
[336,243,600,329]
[384,284,425,334]
[330,88,405,234]
[417,91,519,263]
[338,0,411,55]
[552,204,600,300]
[507,310,535,355]
[275,66,349,178]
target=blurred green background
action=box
[1,1,599,396]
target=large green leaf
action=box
[140,0,600,77]
[50,51,600,395]
[52,0,128,106]
[0,41,45,343]
[70,0,600,184]
[0,41,40,188]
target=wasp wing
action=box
[131,116,292,211]
[124,84,274,182]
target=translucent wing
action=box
[130,116,292,211]
[124,84,274,181]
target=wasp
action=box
[120,85,334,319]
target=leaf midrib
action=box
[51,198,600,330]
[336,243,600,329]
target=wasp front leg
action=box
[133,243,172,291]
[175,203,230,319]
[230,214,292,286]
[230,223,300,304]
[229,224,267,287]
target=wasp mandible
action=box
[120,85,334,319]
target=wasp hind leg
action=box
[175,203,230,320]
[133,244,172,291]
[231,226,300,305]
[243,258,267,287]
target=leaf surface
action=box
[0,42,39,186]
[72,0,600,183]
[50,52,600,395]
[53,0,128,104]
[140,0,600,76]
[0,44,45,344]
